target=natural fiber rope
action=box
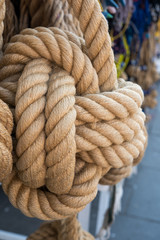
[19,0,83,37]
[0,0,147,221]
[2,57,146,219]
[3,0,19,47]
[18,0,118,92]
[0,0,13,182]
[127,24,158,95]
[0,99,13,182]
[27,215,94,240]
[0,1,147,239]
[142,89,158,109]
[127,63,159,90]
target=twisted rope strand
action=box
[0,0,147,228]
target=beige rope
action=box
[3,0,19,47]
[142,89,158,109]
[27,215,94,240]
[127,24,159,94]
[18,0,117,91]
[0,0,13,182]
[1,28,146,222]
[0,1,147,238]
[19,0,83,36]
[0,99,13,182]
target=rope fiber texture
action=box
[27,215,94,240]
[0,0,147,239]
[19,0,83,36]
[0,99,13,182]
[0,0,13,182]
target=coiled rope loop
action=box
[1,0,147,221]
[0,99,13,182]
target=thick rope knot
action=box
[0,0,147,221]
[1,26,147,220]
[27,215,94,240]
[0,99,13,182]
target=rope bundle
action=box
[19,0,82,36]
[142,89,157,109]
[0,0,147,239]
[126,24,158,110]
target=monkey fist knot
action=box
[1,27,147,220]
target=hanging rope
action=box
[0,0,147,239]
[27,215,94,240]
